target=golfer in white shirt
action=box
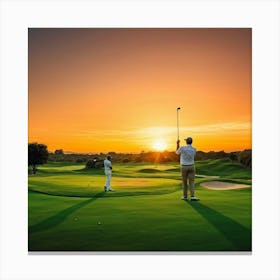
[104,155,114,192]
[176,137,199,201]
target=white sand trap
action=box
[201,181,251,190]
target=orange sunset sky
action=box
[28,28,251,153]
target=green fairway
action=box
[28,159,252,251]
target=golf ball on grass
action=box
[98,221,101,225]
[74,217,79,221]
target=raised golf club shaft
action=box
[177,107,181,141]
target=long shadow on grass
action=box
[29,192,105,234]
[186,201,251,251]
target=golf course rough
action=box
[28,159,252,251]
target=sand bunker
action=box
[201,181,251,190]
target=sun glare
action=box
[153,140,167,152]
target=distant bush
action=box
[238,149,252,168]
[86,159,96,168]
[229,152,238,162]
[86,159,104,168]
[134,156,142,163]
[76,158,87,163]
[46,149,251,168]
[95,161,104,168]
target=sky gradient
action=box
[28,28,251,153]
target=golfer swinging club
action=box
[104,155,114,192]
[176,137,199,201]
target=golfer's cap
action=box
[184,137,193,143]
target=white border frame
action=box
[1,0,279,280]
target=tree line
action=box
[28,142,252,174]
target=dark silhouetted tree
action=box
[229,152,238,162]
[54,149,64,155]
[28,143,48,174]
[238,149,252,168]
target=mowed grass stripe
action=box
[29,191,244,251]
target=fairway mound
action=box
[138,168,162,173]
[165,168,180,172]
[201,181,251,190]
[196,174,220,178]
[28,176,181,198]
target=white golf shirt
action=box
[104,159,112,173]
[176,144,196,165]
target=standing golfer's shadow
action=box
[186,201,251,251]
[29,192,105,234]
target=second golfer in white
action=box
[104,155,114,192]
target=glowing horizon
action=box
[28,28,251,153]
[28,121,251,153]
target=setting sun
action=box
[153,140,167,151]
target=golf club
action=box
[177,107,181,141]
